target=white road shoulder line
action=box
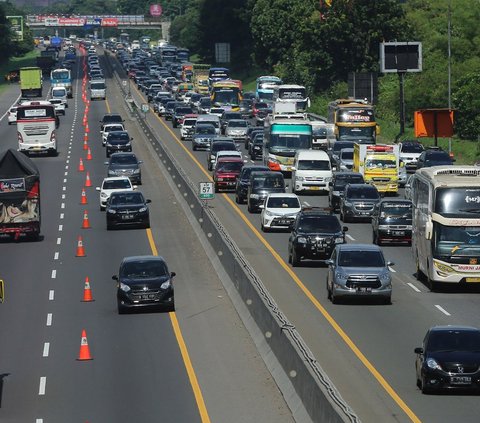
[346,234,355,241]
[435,305,451,316]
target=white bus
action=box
[410,166,480,290]
[272,84,310,112]
[17,101,58,155]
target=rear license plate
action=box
[278,220,291,225]
[450,376,471,385]
[393,231,405,236]
[466,277,480,283]
[356,287,372,293]
[310,186,320,190]
[122,215,134,220]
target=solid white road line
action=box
[46,313,52,326]
[346,234,355,241]
[42,342,50,357]
[435,305,451,316]
[38,377,46,395]
[407,282,421,292]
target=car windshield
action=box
[110,155,137,165]
[298,216,340,233]
[402,143,424,153]
[267,197,300,208]
[108,132,130,141]
[103,179,131,189]
[380,203,412,218]
[338,250,385,267]
[121,260,169,278]
[111,193,144,205]
[253,176,284,189]
[334,175,364,189]
[217,161,243,172]
[212,143,235,153]
[196,125,216,135]
[184,119,197,126]
[427,330,480,352]
[228,120,248,128]
[333,143,355,154]
[298,160,330,170]
[348,187,379,200]
[105,125,123,132]
[341,151,354,160]
[175,107,192,114]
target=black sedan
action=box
[415,326,480,394]
[113,255,175,314]
[105,131,133,158]
[106,191,151,230]
[105,152,143,185]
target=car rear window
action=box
[298,160,330,171]
[338,250,385,267]
[103,179,131,189]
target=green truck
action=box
[19,67,43,97]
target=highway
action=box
[0,51,295,422]
[107,51,480,422]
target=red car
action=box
[213,157,244,192]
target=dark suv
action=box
[247,171,286,213]
[288,209,347,267]
[416,147,455,169]
[235,165,269,204]
[105,131,133,157]
[100,113,124,131]
[372,199,412,245]
[106,152,143,185]
[340,183,380,222]
[328,172,364,212]
[172,105,193,128]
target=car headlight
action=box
[250,194,259,199]
[379,272,391,283]
[119,282,131,292]
[139,206,148,213]
[160,279,171,290]
[343,201,352,207]
[100,192,108,198]
[334,237,344,244]
[264,210,274,217]
[107,209,116,214]
[296,176,304,181]
[297,236,307,244]
[108,170,116,176]
[125,142,131,147]
[426,358,442,371]
[334,271,348,281]
[133,169,140,174]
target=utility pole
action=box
[448,0,452,154]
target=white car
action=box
[7,107,17,124]
[48,99,66,115]
[180,116,197,140]
[260,193,301,232]
[213,150,243,171]
[209,107,225,118]
[101,123,126,146]
[96,177,136,210]
[399,141,425,172]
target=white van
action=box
[196,114,221,135]
[51,86,68,107]
[90,80,106,100]
[291,150,332,194]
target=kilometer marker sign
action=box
[199,182,214,200]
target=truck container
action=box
[36,56,55,75]
[192,64,210,95]
[0,148,41,240]
[19,67,42,97]
[353,144,399,194]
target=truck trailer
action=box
[0,149,41,240]
[19,67,43,97]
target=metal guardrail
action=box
[104,51,361,423]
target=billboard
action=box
[150,4,163,17]
[6,16,23,41]
[101,18,118,27]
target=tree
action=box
[452,72,480,140]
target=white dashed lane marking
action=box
[407,282,421,292]
[38,377,46,395]
[42,342,50,357]
[46,313,52,326]
[49,290,54,300]
[346,234,355,241]
[435,305,451,316]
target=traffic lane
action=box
[142,110,480,423]
[0,102,83,421]
[135,103,416,421]
[0,83,21,123]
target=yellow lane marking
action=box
[146,230,211,423]
[136,85,421,423]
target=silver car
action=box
[326,244,393,304]
[225,119,249,141]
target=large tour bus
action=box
[17,101,58,155]
[176,48,190,63]
[410,166,480,290]
[256,76,283,101]
[210,80,242,112]
[50,68,72,98]
[263,119,312,172]
[160,46,177,64]
[327,98,379,144]
[272,84,310,112]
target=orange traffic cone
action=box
[78,157,85,172]
[80,188,88,205]
[81,210,91,229]
[81,276,94,302]
[77,329,93,360]
[85,123,90,133]
[76,236,86,257]
[85,172,92,187]
[86,148,92,161]
[83,136,88,150]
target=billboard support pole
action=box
[396,72,405,142]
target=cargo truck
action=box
[192,64,210,95]
[353,144,399,194]
[36,56,56,74]
[0,148,41,241]
[19,67,43,97]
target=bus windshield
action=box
[434,224,480,257]
[17,105,55,120]
[269,134,311,153]
[212,88,239,106]
[337,108,375,123]
[51,70,69,79]
[338,126,375,141]
[279,88,306,100]
[435,188,480,217]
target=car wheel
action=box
[173,122,177,128]
[383,296,392,305]
[144,219,150,229]
[331,289,339,304]
[193,145,197,151]
[251,154,256,160]
[100,205,105,211]
[327,280,332,300]
[420,377,432,394]
[291,248,300,267]
[214,184,219,193]
[117,301,127,315]
[261,222,268,232]
[247,202,253,213]
[107,222,113,230]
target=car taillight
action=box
[50,132,56,142]
[268,160,281,171]
[17,132,23,143]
